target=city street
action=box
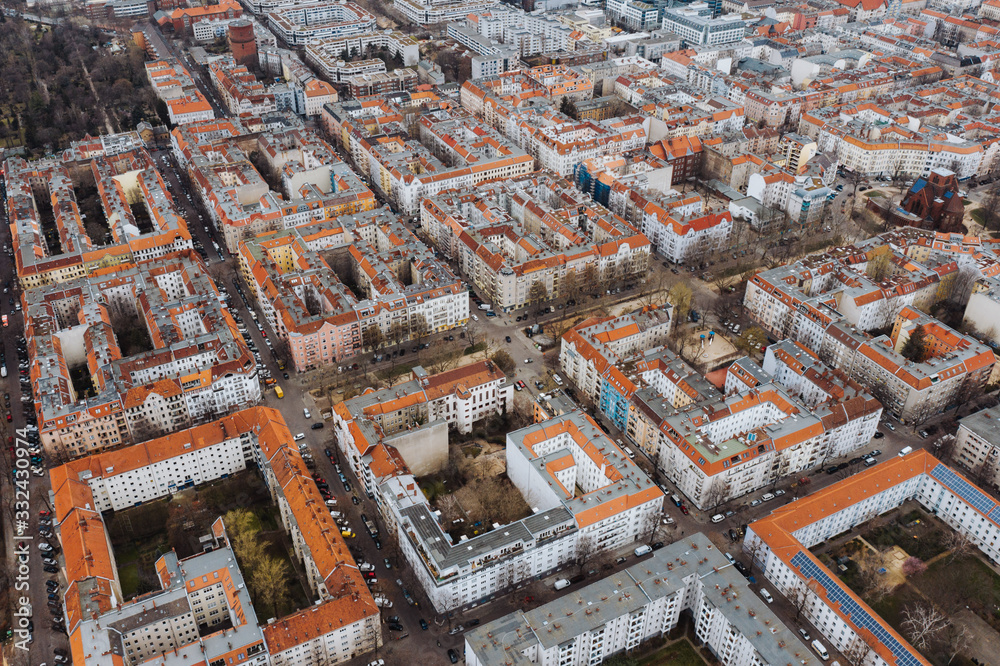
[0,181,69,665]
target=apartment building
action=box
[172,121,376,252]
[145,58,216,125]
[953,406,1000,490]
[237,210,469,371]
[332,362,512,494]
[661,3,749,45]
[560,305,674,423]
[747,451,1000,666]
[800,103,985,179]
[52,416,253,511]
[169,0,242,33]
[743,240,951,345]
[466,533,811,666]
[606,0,662,31]
[4,148,193,289]
[656,357,881,509]
[347,69,419,98]
[460,73,648,177]
[266,0,376,46]
[393,0,499,25]
[377,410,661,612]
[51,406,380,666]
[304,31,421,75]
[418,173,653,312]
[28,250,259,459]
[327,101,533,214]
[209,56,279,116]
[849,307,994,423]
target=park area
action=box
[107,470,313,622]
[818,506,1000,665]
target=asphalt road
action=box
[0,180,69,666]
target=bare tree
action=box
[575,532,602,574]
[790,579,819,622]
[944,529,974,561]
[843,632,878,666]
[900,602,949,651]
[702,478,730,511]
[466,322,481,349]
[945,624,971,665]
[561,270,582,304]
[362,325,384,352]
[639,507,663,546]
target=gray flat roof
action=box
[466,533,813,665]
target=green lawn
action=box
[119,562,140,599]
[972,208,986,224]
[636,640,707,666]
[866,190,885,198]
[913,554,1000,630]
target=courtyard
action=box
[816,505,1000,665]
[107,470,314,619]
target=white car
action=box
[472,314,479,321]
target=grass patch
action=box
[863,521,946,561]
[972,208,986,224]
[375,363,412,382]
[463,445,482,458]
[964,199,973,206]
[866,190,885,198]
[420,479,449,501]
[118,562,140,598]
[464,342,486,355]
[636,639,707,666]
[914,554,1000,631]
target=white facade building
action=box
[465,533,812,666]
[747,451,1000,666]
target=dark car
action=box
[734,561,750,577]
[448,649,459,664]
[826,466,839,474]
[311,423,324,430]
[388,623,405,631]
[351,495,360,505]
[873,431,884,439]
[651,541,664,551]
[505,336,511,343]
[728,528,738,542]
[43,565,58,574]
[468,618,480,626]
[420,618,429,630]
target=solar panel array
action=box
[929,464,997,517]
[791,551,925,666]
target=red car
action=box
[679,504,689,515]
[39,509,51,517]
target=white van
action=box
[711,514,725,523]
[760,588,774,603]
[811,640,830,661]
[293,433,305,441]
[554,579,571,590]
[553,374,563,386]
[624,446,636,459]
[898,446,913,457]
[634,544,652,557]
